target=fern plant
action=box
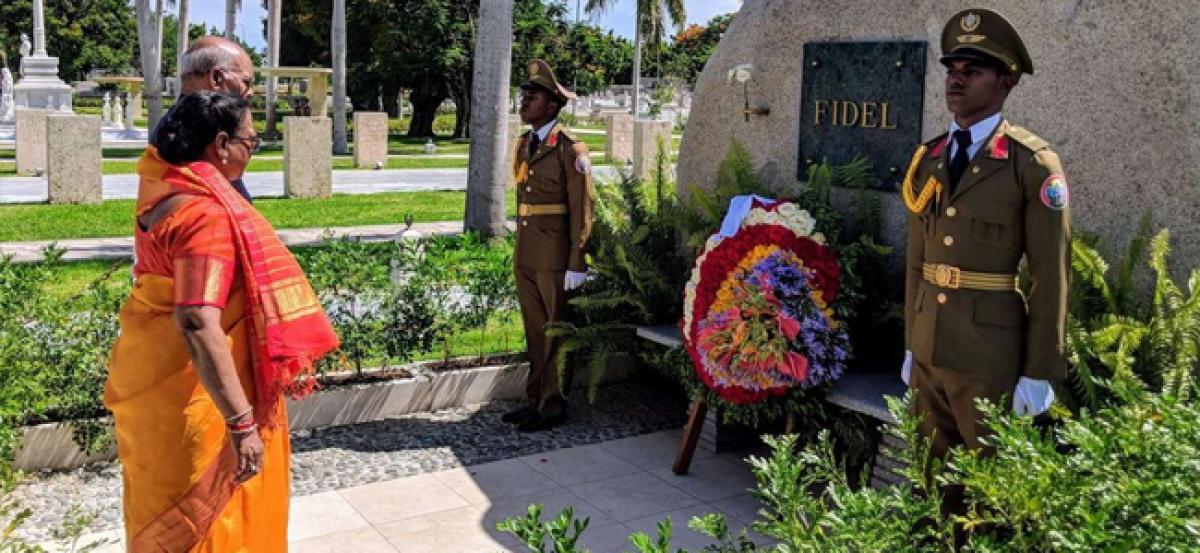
[1064,221,1200,412]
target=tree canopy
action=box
[0,0,138,81]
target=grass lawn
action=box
[0,190,517,242]
[423,310,525,362]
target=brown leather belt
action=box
[922,263,1018,292]
[517,203,568,217]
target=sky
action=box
[187,0,743,52]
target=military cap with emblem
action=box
[520,59,576,104]
[941,8,1034,75]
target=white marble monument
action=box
[101,92,112,126]
[0,67,14,123]
[13,0,74,113]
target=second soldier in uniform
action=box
[501,60,594,432]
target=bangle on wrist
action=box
[225,407,253,424]
[229,423,258,435]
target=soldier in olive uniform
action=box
[900,9,1071,467]
[500,60,594,432]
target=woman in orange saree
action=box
[105,92,338,552]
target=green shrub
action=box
[0,250,127,457]
[502,382,1200,552]
[0,232,520,471]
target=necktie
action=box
[948,129,973,194]
[528,132,541,158]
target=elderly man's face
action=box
[213,53,256,98]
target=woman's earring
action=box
[221,156,229,165]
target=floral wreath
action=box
[681,199,850,404]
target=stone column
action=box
[352,111,389,168]
[605,113,634,164]
[15,108,52,175]
[46,115,102,204]
[130,84,144,121]
[307,76,330,116]
[32,0,47,55]
[283,116,332,198]
[633,119,672,182]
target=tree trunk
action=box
[464,0,513,237]
[265,0,281,137]
[176,0,189,97]
[382,83,401,118]
[136,0,166,131]
[451,86,470,139]
[631,13,642,118]
[407,82,445,138]
[224,0,238,39]
[332,0,348,153]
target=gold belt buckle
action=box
[934,264,961,289]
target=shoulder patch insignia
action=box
[574,154,592,175]
[1040,174,1069,210]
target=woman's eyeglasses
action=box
[231,135,262,153]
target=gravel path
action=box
[11,380,687,542]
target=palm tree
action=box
[332,0,348,153]
[176,0,189,96]
[225,0,241,40]
[135,0,167,130]
[464,0,514,237]
[585,0,685,118]
[265,0,282,138]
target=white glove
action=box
[901,350,912,386]
[564,271,588,292]
[1012,377,1055,416]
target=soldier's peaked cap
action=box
[941,8,1034,75]
[520,59,575,104]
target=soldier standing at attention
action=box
[501,60,594,432]
[900,7,1071,508]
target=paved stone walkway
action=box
[20,382,772,552]
[0,221,474,263]
[0,166,629,204]
[40,434,763,553]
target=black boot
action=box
[501,405,537,424]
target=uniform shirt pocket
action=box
[970,212,1014,249]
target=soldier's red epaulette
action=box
[925,133,950,158]
[557,128,579,145]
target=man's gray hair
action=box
[180,44,241,77]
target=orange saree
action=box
[105,148,338,551]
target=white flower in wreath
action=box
[812,232,827,245]
[777,203,816,236]
[742,208,768,227]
